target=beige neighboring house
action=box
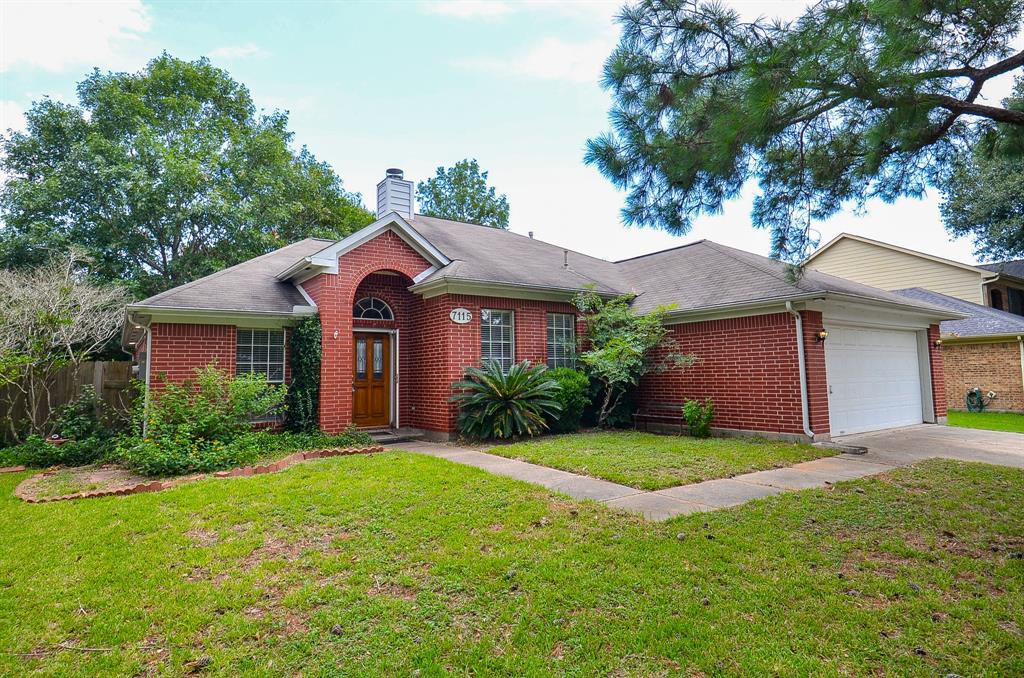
[805,233,1024,413]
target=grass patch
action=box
[948,410,1024,433]
[27,468,107,498]
[2,453,1021,675]
[487,431,833,490]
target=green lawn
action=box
[2,452,1022,676]
[487,431,834,490]
[949,409,1024,433]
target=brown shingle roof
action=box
[407,215,630,295]
[131,216,956,319]
[132,238,332,314]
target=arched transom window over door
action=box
[353,297,394,321]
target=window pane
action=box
[547,313,575,368]
[373,340,383,377]
[480,309,513,373]
[237,327,286,383]
[354,297,393,320]
[356,339,367,378]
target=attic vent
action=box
[377,168,414,219]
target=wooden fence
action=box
[0,361,135,443]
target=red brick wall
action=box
[307,229,435,433]
[636,312,829,436]
[928,324,947,419]
[148,323,236,388]
[942,340,1024,412]
[148,322,292,390]
[406,294,577,433]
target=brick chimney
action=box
[376,168,414,219]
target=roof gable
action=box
[279,212,449,280]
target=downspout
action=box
[128,312,153,435]
[786,302,815,440]
[1019,336,1023,401]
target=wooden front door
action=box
[353,332,391,427]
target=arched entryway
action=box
[348,270,419,429]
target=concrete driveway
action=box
[834,424,1024,470]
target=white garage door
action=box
[825,324,923,436]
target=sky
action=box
[0,0,1010,266]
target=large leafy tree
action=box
[416,159,510,228]
[941,81,1024,260]
[587,0,1024,261]
[0,53,374,297]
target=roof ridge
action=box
[414,213,619,268]
[612,240,706,264]
[138,238,320,305]
[699,240,817,293]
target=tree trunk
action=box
[596,386,623,428]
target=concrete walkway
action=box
[392,425,1024,521]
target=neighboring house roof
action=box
[978,259,1024,280]
[128,214,959,322]
[894,287,1024,338]
[804,232,994,276]
[130,238,332,315]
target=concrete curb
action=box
[14,445,385,504]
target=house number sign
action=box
[449,308,472,324]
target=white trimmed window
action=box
[354,297,393,320]
[236,329,286,383]
[547,313,576,368]
[480,309,514,372]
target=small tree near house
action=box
[0,252,129,441]
[573,289,696,428]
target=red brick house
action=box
[123,170,959,441]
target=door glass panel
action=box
[373,339,383,377]
[356,339,367,378]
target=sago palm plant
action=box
[451,360,562,439]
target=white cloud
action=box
[208,43,268,61]
[0,0,151,73]
[461,36,611,83]
[421,1,514,19]
[0,100,27,134]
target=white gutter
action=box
[786,301,814,440]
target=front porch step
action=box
[362,428,425,445]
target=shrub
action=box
[2,386,121,468]
[683,398,715,438]
[451,360,562,439]
[117,365,287,476]
[286,315,321,432]
[546,368,590,433]
[144,366,285,441]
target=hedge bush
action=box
[1,386,120,468]
[116,366,287,476]
[683,398,715,438]
[546,368,590,433]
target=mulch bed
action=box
[13,446,385,504]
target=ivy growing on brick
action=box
[286,315,322,432]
